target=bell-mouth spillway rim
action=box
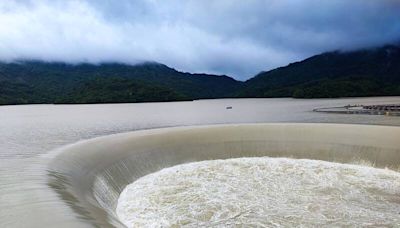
[45,123,400,228]
[44,122,400,158]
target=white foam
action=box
[117,157,400,227]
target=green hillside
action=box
[58,77,188,104]
[0,61,241,105]
[239,45,400,98]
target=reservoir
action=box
[1,97,400,227]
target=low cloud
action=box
[1,0,399,80]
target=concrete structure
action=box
[47,124,400,227]
[314,104,400,116]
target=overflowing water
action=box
[117,157,400,227]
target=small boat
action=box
[226,106,233,109]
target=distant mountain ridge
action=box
[239,44,400,98]
[0,61,241,104]
[1,44,400,105]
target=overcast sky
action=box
[0,0,399,80]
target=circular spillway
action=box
[47,124,400,227]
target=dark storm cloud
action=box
[0,0,399,80]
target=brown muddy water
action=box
[1,97,400,227]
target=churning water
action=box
[117,157,400,227]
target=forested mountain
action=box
[239,44,400,98]
[0,61,241,105]
[59,77,188,104]
[1,44,400,105]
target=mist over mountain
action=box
[1,0,400,79]
[0,44,400,105]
